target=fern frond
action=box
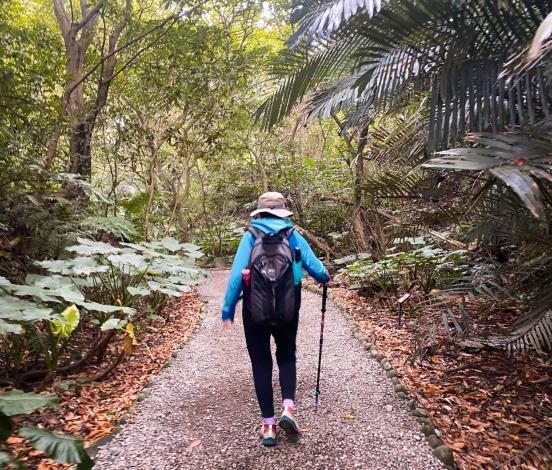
[80,216,139,242]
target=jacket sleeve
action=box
[221,232,252,321]
[294,232,330,284]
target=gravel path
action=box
[94,270,442,469]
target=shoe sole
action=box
[279,416,301,442]
[261,436,277,447]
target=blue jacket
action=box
[222,216,330,321]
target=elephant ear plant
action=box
[0,389,93,469]
[0,236,204,388]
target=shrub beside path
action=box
[94,270,443,469]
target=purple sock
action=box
[283,399,294,409]
[263,417,276,425]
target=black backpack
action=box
[244,226,300,326]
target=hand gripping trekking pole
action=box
[314,285,328,408]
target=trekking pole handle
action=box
[322,285,328,313]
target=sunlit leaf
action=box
[50,305,80,338]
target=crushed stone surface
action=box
[94,270,443,469]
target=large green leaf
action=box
[19,427,93,470]
[0,319,23,335]
[70,257,110,275]
[100,318,127,331]
[0,296,54,322]
[0,276,13,289]
[107,253,148,268]
[127,286,152,296]
[3,277,85,305]
[0,451,25,470]
[77,301,135,315]
[68,237,121,256]
[37,257,109,275]
[25,275,86,303]
[9,284,61,303]
[36,259,75,273]
[25,274,75,289]
[0,390,58,417]
[161,236,183,252]
[147,281,183,297]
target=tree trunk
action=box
[49,0,130,188]
[68,121,92,177]
[352,126,370,252]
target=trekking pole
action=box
[314,285,328,408]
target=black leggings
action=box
[242,308,299,418]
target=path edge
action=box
[87,298,209,458]
[303,284,456,470]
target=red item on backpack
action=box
[241,268,251,287]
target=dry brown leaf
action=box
[425,384,440,394]
[188,439,202,448]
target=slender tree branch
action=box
[65,7,190,100]
[53,0,71,37]
[100,15,179,86]
[75,0,105,32]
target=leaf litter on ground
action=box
[5,290,203,469]
[325,283,552,470]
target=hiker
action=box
[221,192,331,447]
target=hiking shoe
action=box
[279,406,301,441]
[260,424,277,447]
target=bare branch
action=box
[99,15,178,86]
[66,7,190,100]
[75,0,105,32]
[53,0,71,37]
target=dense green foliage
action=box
[260,0,552,356]
[1,3,552,466]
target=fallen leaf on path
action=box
[425,384,440,394]
[189,439,202,448]
[342,414,355,420]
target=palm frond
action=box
[287,0,389,47]
[461,186,545,245]
[428,62,552,151]
[503,402,552,468]
[362,169,427,201]
[302,68,371,122]
[294,46,423,128]
[468,290,552,355]
[256,35,368,129]
[264,0,552,150]
[422,130,552,221]
[367,102,428,165]
[529,11,552,61]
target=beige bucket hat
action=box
[249,192,293,218]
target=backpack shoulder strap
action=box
[278,227,295,239]
[247,227,264,240]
